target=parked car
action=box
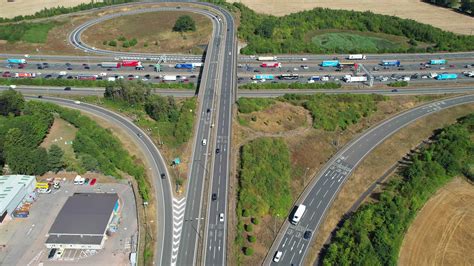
[48,248,57,259]
[90,178,97,186]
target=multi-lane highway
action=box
[265,94,474,265]
[26,96,173,265]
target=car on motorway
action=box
[90,178,97,186]
[64,87,71,91]
[391,89,399,92]
[219,213,224,222]
[212,193,217,201]
[137,133,143,137]
[37,65,43,69]
[216,148,220,154]
[84,66,90,69]
[303,230,312,240]
[161,173,166,179]
[67,76,74,79]
[190,75,197,78]
[273,251,283,262]
[202,139,207,146]
[449,64,455,68]
[38,95,43,98]
[207,108,211,113]
[67,67,73,70]
[44,74,52,79]
[65,63,71,66]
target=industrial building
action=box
[0,175,36,223]
[45,193,119,250]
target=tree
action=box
[173,15,196,32]
[48,144,65,172]
[104,80,151,104]
[254,18,275,38]
[460,0,474,13]
[0,89,24,116]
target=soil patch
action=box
[399,177,474,266]
[227,0,474,35]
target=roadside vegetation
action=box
[0,78,195,89]
[0,89,150,200]
[0,21,59,43]
[173,15,196,32]
[0,0,135,23]
[281,94,385,131]
[425,0,474,15]
[237,98,275,113]
[239,82,341,90]
[388,81,409,87]
[321,113,474,265]
[236,138,292,260]
[214,1,474,54]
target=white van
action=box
[273,251,283,262]
[291,204,306,225]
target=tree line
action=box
[424,0,474,15]
[227,2,474,54]
[321,114,474,265]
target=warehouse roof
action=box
[0,175,36,213]
[48,193,118,235]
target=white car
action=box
[202,139,207,146]
[301,58,308,61]
[219,213,224,222]
[273,251,283,262]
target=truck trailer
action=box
[436,73,457,80]
[430,59,447,65]
[101,62,121,68]
[252,74,274,80]
[175,63,194,69]
[279,74,299,80]
[291,204,306,225]
[321,60,339,67]
[7,59,27,64]
[14,72,35,78]
[381,60,401,67]
[348,54,366,60]
[343,75,367,83]
[162,75,177,81]
[257,56,277,61]
[260,62,281,68]
[121,60,141,67]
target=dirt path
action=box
[399,177,474,266]
[228,0,474,35]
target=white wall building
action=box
[0,175,36,223]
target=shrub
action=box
[173,15,196,32]
[242,209,250,217]
[244,247,254,256]
[388,81,409,87]
[108,40,117,47]
[248,235,256,243]
[245,224,253,232]
[251,217,260,225]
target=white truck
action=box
[162,75,177,81]
[343,75,367,83]
[59,71,67,76]
[291,204,306,225]
[348,54,367,60]
[257,56,277,61]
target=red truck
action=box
[14,72,36,78]
[261,62,281,68]
[121,60,142,67]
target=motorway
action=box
[26,96,173,265]
[264,94,474,265]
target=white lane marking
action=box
[299,243,305,254]
[317,201,322,209]
[171,197,187,263]
[310,211,316,220]
[309,198,315,206]
[282,237,289,248]
[316,187,322,195]
[290,240,297,251]
[330,180,336,188]
[323,190,329,198]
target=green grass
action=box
[311,32,401,53]
[239,82,341,90]
[0,22,58,43]
[237,98,275,113]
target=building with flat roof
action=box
[0,175,36,223]
[45,193,119,250]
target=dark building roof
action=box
[48,193,118,236]
[46,235,104,246]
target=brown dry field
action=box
[0,0,99,18]
[82,11,212,54]
[0,2,210,55]
[228,0,474,35]
[306,102,474,265]
[228,94,463,265]
[398,177,474,266]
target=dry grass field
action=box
[82,11,212,54]
[228,0,474,35]
[399,177,474,266]
[0,0,101,18]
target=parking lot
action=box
[0,178,137,266]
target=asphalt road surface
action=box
[265,94,474,265]
[25,96,173,265]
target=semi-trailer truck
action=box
[252,74,274,80]
[77,74,98,80]
[430,59,446,65]
[291,204,306,225]
[175,63,194,69]
[257,56,277,61]
[343,75,367,83]
[436,73,457,80]
[261,62,281,68]
[321,60,339,67]
[279,74,299,80]
[7,59,27,64]
[101,62,121,68]
[348,54,366,60]
[381,60,401,67]
[121,60,141,67]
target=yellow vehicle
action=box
[35,182,50,189]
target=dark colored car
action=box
[37,65,43,69]
[48,248,57,259]
[38,95,43,98]
[161,173,166,179]
[64,87,71,91]
[207,108,211,113]
[67,67,73,70]
[212,193,217,201]
[303,230,312,240]
[84,66,90,69]
[391,89,399,92]
[216,148,220,154]
[84,178,90,184]
[190,75,197,78]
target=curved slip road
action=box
[26,96,173,265]
[264,94,474,265]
